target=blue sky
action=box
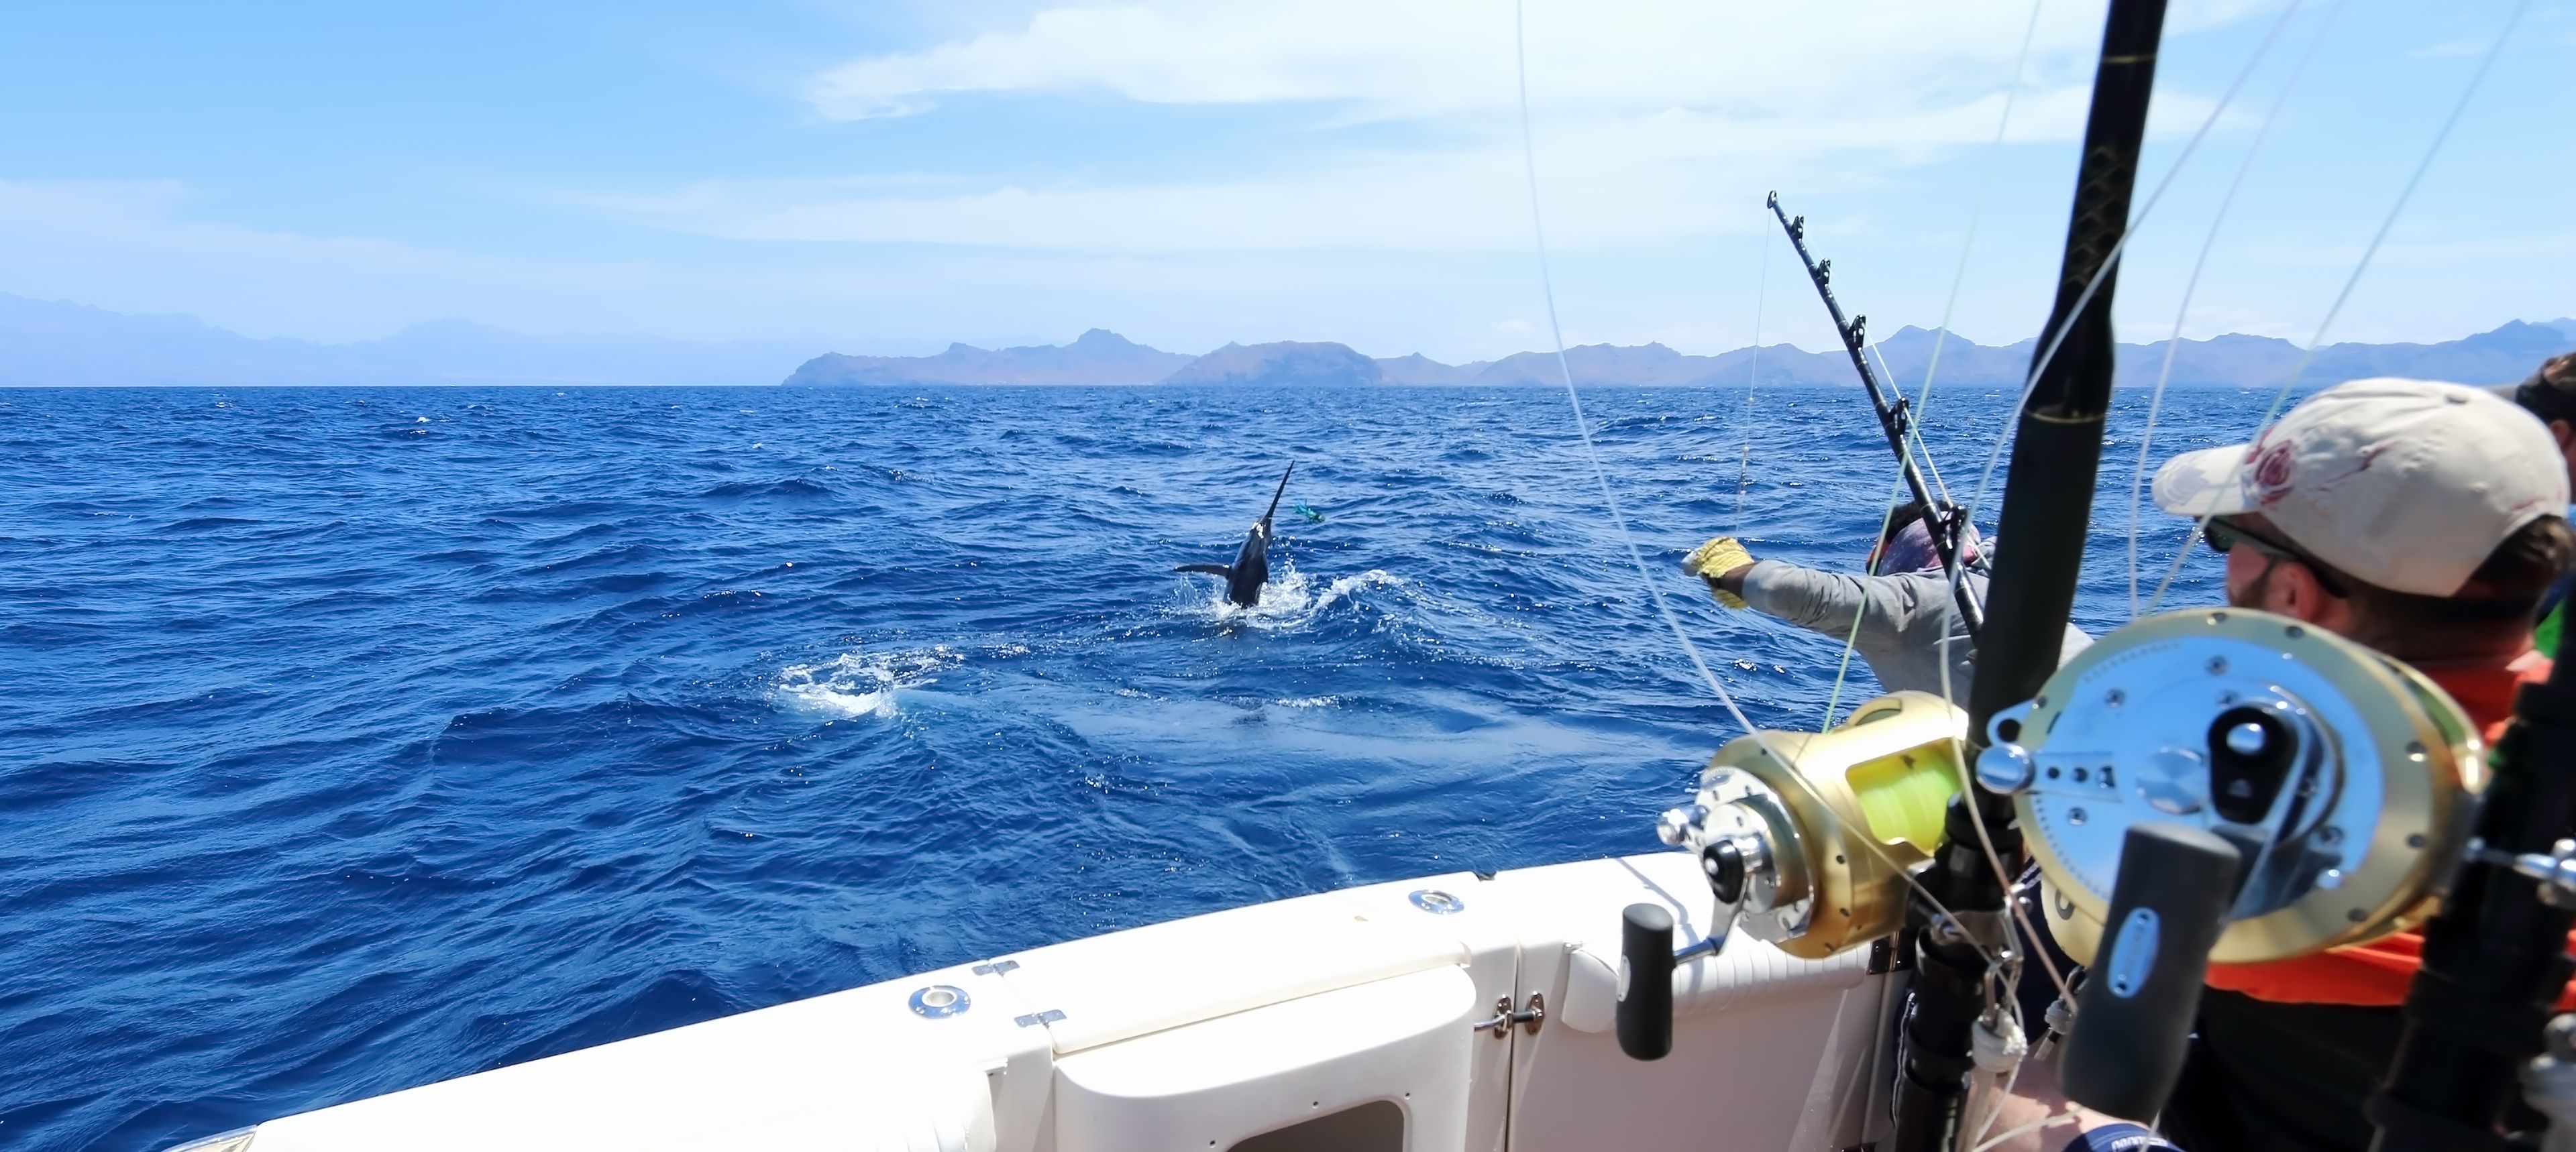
[0,0,2567,360]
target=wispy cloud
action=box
[576,83,2237,255]
[804,0,2263,122]
[607,0,2240,256]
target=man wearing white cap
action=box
[2140,378,2575,1152]
[2154,376,2571,665]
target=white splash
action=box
[776,646,962,718]
[1174,564,1403,630]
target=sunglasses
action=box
[2204,518,2350,598]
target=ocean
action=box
[0,381,2256,1150]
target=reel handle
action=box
[2061,823,2245,1120]
[1617,903,1674,1061]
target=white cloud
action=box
[582,80,2237,256]
[619,0,2260,257]
[806,0,2122,123]
[806,0,2287,122]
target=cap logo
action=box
[2247,441,2296,506]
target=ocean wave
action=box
[773,646,963,718]
[0,382,2248,1152]
[698,477,831,500]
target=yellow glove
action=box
[1682,536,1754,610]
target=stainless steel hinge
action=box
[1471,992,1544,1037]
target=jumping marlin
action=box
[1177,463,1293,608]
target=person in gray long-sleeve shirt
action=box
[1680,502,2090,703]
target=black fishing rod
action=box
[1890,0,2169,1147]
[1764,194,1984,639]
[2369,630,2576,1148]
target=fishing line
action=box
[1513,0,1998,960]
[1825,0,2056,991]
[1926,0,2310,1025]
[1947,0,2302,601]
[1820,471,1913,729]
[1732,227,1771,532]
[1911,0,2047,430]
[1823,0,2040,732]
[2125,0,2334,620]
[2139,0,2533,618]
[1970,1110,2080,1152]
[1825,341,1949,733]
[1869,341,1959,505]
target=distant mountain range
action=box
[0,293,812,388]
[0,290,2567,390]
[783,328,1195,386]
[790,319,2576,390]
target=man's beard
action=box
[2226,558,2277,612]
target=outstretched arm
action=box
[1736,562,1914,646]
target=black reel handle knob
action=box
[2061,823,2245,1120]
[1617,903,1675,1061]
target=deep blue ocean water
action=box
[0,382,2261,1150]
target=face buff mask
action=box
[1868,516,1982,577]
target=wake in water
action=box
[775,646,964,717]
[1172,563,1403,630]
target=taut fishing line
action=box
[2125,0,2336,619]
[1512,0,1996,957]
[1732,228,1770,532]
[1913,0,2048,437]
[2139,0,2534,618]
[1925,0,2310,1031]
[1822,0,2042,731]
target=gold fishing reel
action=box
[1658,690,1968,959]
[1981,608,2484,965]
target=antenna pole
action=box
[1766,193,1984,638]
[1892,0,2169,1147]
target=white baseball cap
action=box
[2153,378,2569,596]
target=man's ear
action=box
[2551,418,2576,451]
[2276,560,2354,629]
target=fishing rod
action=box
[2371,634,2576,1148]
[1765,194,1984,639]
[1891,0,2170,1146]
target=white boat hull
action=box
[191,852,1902,1152]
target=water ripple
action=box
[0,382,2248,1150]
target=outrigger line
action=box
[1764,192,1986,640]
